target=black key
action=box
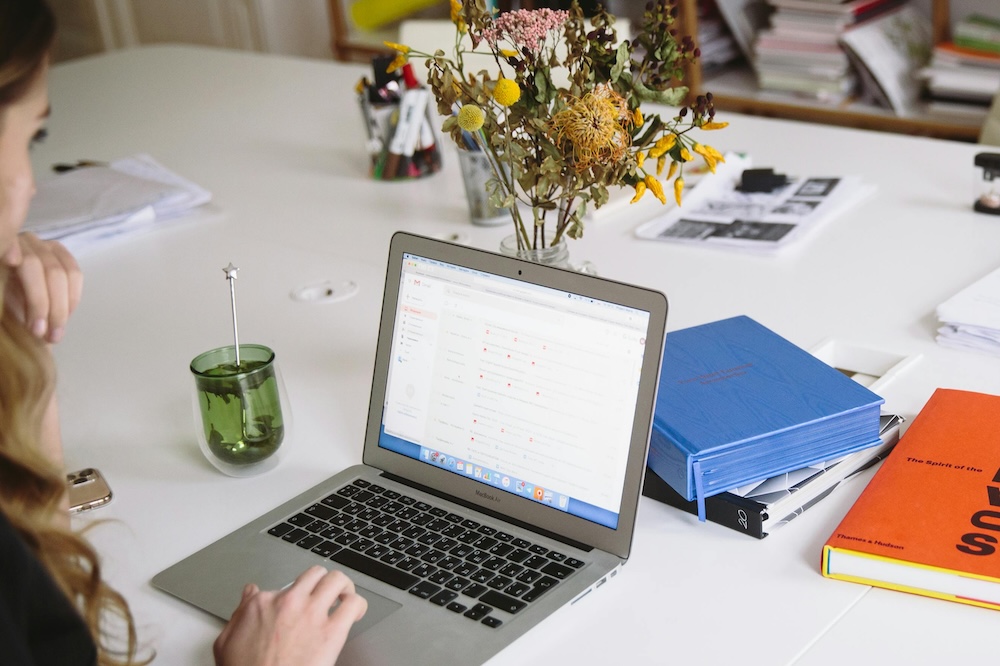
[337,485,360,498]
[351,479,370,488]
[521,577,557,602]
[380,550,405,565]
[516,570,542,584]
[511,538,531,549]
[267,522,294,537]
[489,543,513,557]
[441,524,466,538]
[463,603,492,620]
[371,513,395,528]
[466,549,489,564]
[426,518,451,532]
[389,537,413,551]
[366,496,389,509]
[333,532,359,546]
[435,538,458,552]
[342,503,364,516]
[331,549,419,590]
[420,549,446,564]
[311,540,341,558]
[417,532,441,546]
[438,556,463,571]
[461,519,481,530]
[305,504,336,521]
[359,525,383,540]
[412,563,436,578]
[319,525,345,540]
[357,509,380,522]
[482,616,503,628]
[470,569,495,584]
[481,557,505,571]
[396,557,420,571]
[386,519,410,533]
[366,544,391,559]
[287,513,313,527]
[565,557,585,569]
[446,576,470,592]
[297,534,323,550]
[429,507,448,518]
[528,544,548,555]
[547,551,567,562]
[353,490,375,503]
[430,590,458,606]
[504,581,531,597]
[474,536,498,550]
[405,544,430,558]
[487,575,512,590]
[450,544,474,559]
[382,501,404,514]
[330,514,352,527]
[462,583,488,598]
[428,570,453,585]
[499,563,524,577]
[457,531,481,545]
[397,507,420,521]
[524,555,548,569]
[344,519,367,533]
[373,531,396,545]
[322,493,351,510]
[409,581,440,599]
[477,525,497,536]
[397,495,416,505]
[507,549,530,563]
[447,601,467,613]
[445,513,463,523]
[403,526,427,540]
[541,562,573,579]
[480,590,526,614]
[368,484,386,494]
[304,520,329,534]
[494,531,514,542]
[383,489,401,500]
[281,527,309,543]
[350,538,375,553]
[411,513,433,526]
[452,562,476,578]
[414,501,432,512]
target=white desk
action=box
[36,45,1000,665]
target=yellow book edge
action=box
[821,545,1000,612]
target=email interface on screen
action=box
[378,253,651,529]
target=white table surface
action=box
[35,45,1000,665]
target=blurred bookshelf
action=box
[679,0,986,141]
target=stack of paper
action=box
[25,154,211,252]
[936,265,1000,355]
[646,316,885,520]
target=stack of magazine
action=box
[645,315,885,522]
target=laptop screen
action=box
[377,252,651,530]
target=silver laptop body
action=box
[153,231,668,665]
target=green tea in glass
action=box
[190,344,287,476]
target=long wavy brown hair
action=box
[0,1,144,663]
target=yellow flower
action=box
[656,155,666,175]
[550,86,632,171]
[457,104,485,132]
[636,151,645,168]
[648,133,676,158]
[499,49,519,58]
[630,181,647,203]
[384,41,410,54]
[667,160,678,180]
[693,143,725,173]
[493,78,521,107]
[680,146,692,162]
[644,174,666,204]
[633,108,644,127]
[700,121,729,130]
[449,0,467,33]
[674,177,684,206]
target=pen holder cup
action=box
[457,150,510,227]
[190,344,289,477]
[358,94,442,181]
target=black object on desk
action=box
[739,168,790,193]
[974,153,1000,216]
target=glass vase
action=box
[499,234,596,274]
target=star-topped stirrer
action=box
[223,263,241,366]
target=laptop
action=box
[153,231,668,664]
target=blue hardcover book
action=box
[647,316,884,519]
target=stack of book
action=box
[919,15,1000,122]
[645,315,885,521]
[698,0,743,75]
[753,0,906,103]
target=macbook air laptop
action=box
[153,231,668,664]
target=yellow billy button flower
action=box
[700,121,729,130]
[457,104,486,132]
[674,177,684,206]
[630,180,647,203]
[648,133,676,159]
[493,78,521,107]
[644,174,666,204]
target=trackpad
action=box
[346,586,401,639]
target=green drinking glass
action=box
[190,344,289,477]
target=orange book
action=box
[821,388,1000,611]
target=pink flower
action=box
[481,8,569,56]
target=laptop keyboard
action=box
[266,478,586,628]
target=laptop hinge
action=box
[380,471,594,552]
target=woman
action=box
[0,1,367,664]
